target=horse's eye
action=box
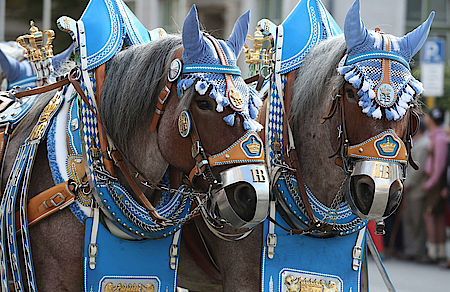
[196,99,213,111]
[346,89,356,99]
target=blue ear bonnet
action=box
[178,5,262,131]
[337,0,434,121]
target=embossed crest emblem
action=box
[241,134,262,158]
[376,83,396,108]
[178,110,191,138]
[168,59,183,82]
[375,134,400,157]
[228,88,244,111]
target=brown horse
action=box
[0,6,268,291]
[177,1,431,291]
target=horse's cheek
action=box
[156,102,194,172]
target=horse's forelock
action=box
[290,35,347,121]
[100,35,189,152]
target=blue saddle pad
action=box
[84,217,180,292]
[277,0,342,74]
[261,213,366,292]
[79,0,151,70]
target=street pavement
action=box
[368,257,450,291]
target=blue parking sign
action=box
[421,38,445,64]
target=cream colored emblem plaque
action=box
[100,277,159,292]
[280,269,342,292]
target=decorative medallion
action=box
[375,83,396,108]
[168,59,183,82]
[228,88,244,111]
[178,110,191,138]
[241,134,262,158]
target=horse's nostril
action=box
[386,179,403,216]
[350,175,375,215]
[234,185,256,209]
[224,183,257,222]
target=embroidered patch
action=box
[100,276,160,292]
[375,134,400,158]
[280,268,343,292]
[241,134,262,158]
[376,83,395,108]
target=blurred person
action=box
[401,118,429,261]
[423,108,448,263]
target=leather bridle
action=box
[321,84,420,174]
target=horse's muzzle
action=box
[346,160,403,221]
[210,164,269,229]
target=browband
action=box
[345,51,410,70]
[182,64,241,75]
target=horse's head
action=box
[333,0,433,227]
[156,6,269,229]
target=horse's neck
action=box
[114,125,168,185]
[293,100,345,207]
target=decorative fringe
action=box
[337,65,353,75]
[223,113,236,126]
[252,94,263,108]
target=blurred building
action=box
[1,0,449,62]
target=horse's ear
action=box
[398,11,434,59]
[0,48,30,82]
[182,5,206,62]
[227,10,250,58]
[344,0,368,51]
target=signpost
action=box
[421,38,445,99]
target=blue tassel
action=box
[222,97,229,107]
[367,105,377,116]
[357,88,365,96]
[223,113,235,126]
[178,78,194,90]
[408,79,423,94]
[210,87,218,99]
[243,119,252,130]
[337,65,353,75]
[249,104,258,119]
[360,92,370,103]
[352,75,362,88]
[385,109,394,120]
[344,72,356,82]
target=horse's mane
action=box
[291,35,347,120]
[100,35,184,151]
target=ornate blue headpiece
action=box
[177,5,263,131]
[276,0,342,74]
[337,0,434,120]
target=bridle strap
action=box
[150,48,184,133]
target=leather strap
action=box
[13,78,70,99]
[150,48,183,133]
[14,180,76,232]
